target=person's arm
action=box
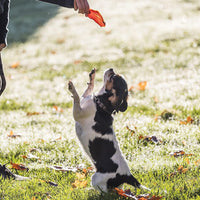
[38,0,74,8]
[0,0,10,51]
[38,0,89,15]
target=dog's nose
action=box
[109,68,114,72]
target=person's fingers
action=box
[83,0,90,15]
[74,0,90,14]
[75,0,84,14]
[74,0,78,11]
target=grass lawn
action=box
[0,0,200,199]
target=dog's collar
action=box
[94,96,112,114]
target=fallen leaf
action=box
[86,9,106,27]
[128,85,134,92]
[126,125,137,136]
[73,60,82,65]
[10,62,20,69]
[56,38,65,44]
[180,116,194,125]
[51,50,56,54]
[7,130,21,138]
[71,180,88,188]
[10,162,29,171]
[27,112,44,116]
[76,172,86,180]
[139,135,161,144]
[170,150,185,157]
[150,195,163,200]
[138,81,147,91]
[154,96,159,104]
[38,139,45,144]
[185,157,190,165]
[194,159,200,166]
[170,150,193,157]
[168,166,189,177]
[105,30,112,35]
[177,166,189,173]
[53,105,63,113]
[115,188,162,200]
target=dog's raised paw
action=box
[68,81,75,93]
[89,68,96,81]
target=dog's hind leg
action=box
[82,68,96,98]
[127,175,151,191]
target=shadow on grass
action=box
[8,0,59,45]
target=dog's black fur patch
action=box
[92,93,114,135]
[89,138,118,173]
[107,173,141,189]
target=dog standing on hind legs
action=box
[68,68,149,192]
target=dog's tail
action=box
[126,175,151,191]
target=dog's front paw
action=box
[89,68,96,83]
[68,81,76,94]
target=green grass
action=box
[1,0,200,199]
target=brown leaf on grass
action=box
[71,170,89,188]
[73,60,82,65]
[7,130,21,138]
[138,135,161,144]
[27,112,44,116]
[169,150,193,157]
[138,81,147,91]
[10,62,20,69]
[154,96,159,104]
[185,157,190,165]
[170,150,185,157]
[71,180,88,188]
[10,162,29,171]
[177,166,189,173]
[53,105,63,113]
[194,159,200,166]
[149,196,163,200]
[56,38,65,44]
[168,166,189,178]
[129,85,134,92]
[82,166,94,175]
[126,125,137,136]
[38,139,45,144]
[115,188,162,200]
[180,116,194,125]
[76,172,86,180]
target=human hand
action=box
[0,43,6,52]
[74,0,90,15]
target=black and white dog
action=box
[68,68,147,192]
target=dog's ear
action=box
[118,94,128,112]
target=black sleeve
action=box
[38,0,74,8]
[0,0,10,45]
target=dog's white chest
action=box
[75,120,97,157]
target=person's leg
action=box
[0,53,6,96]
